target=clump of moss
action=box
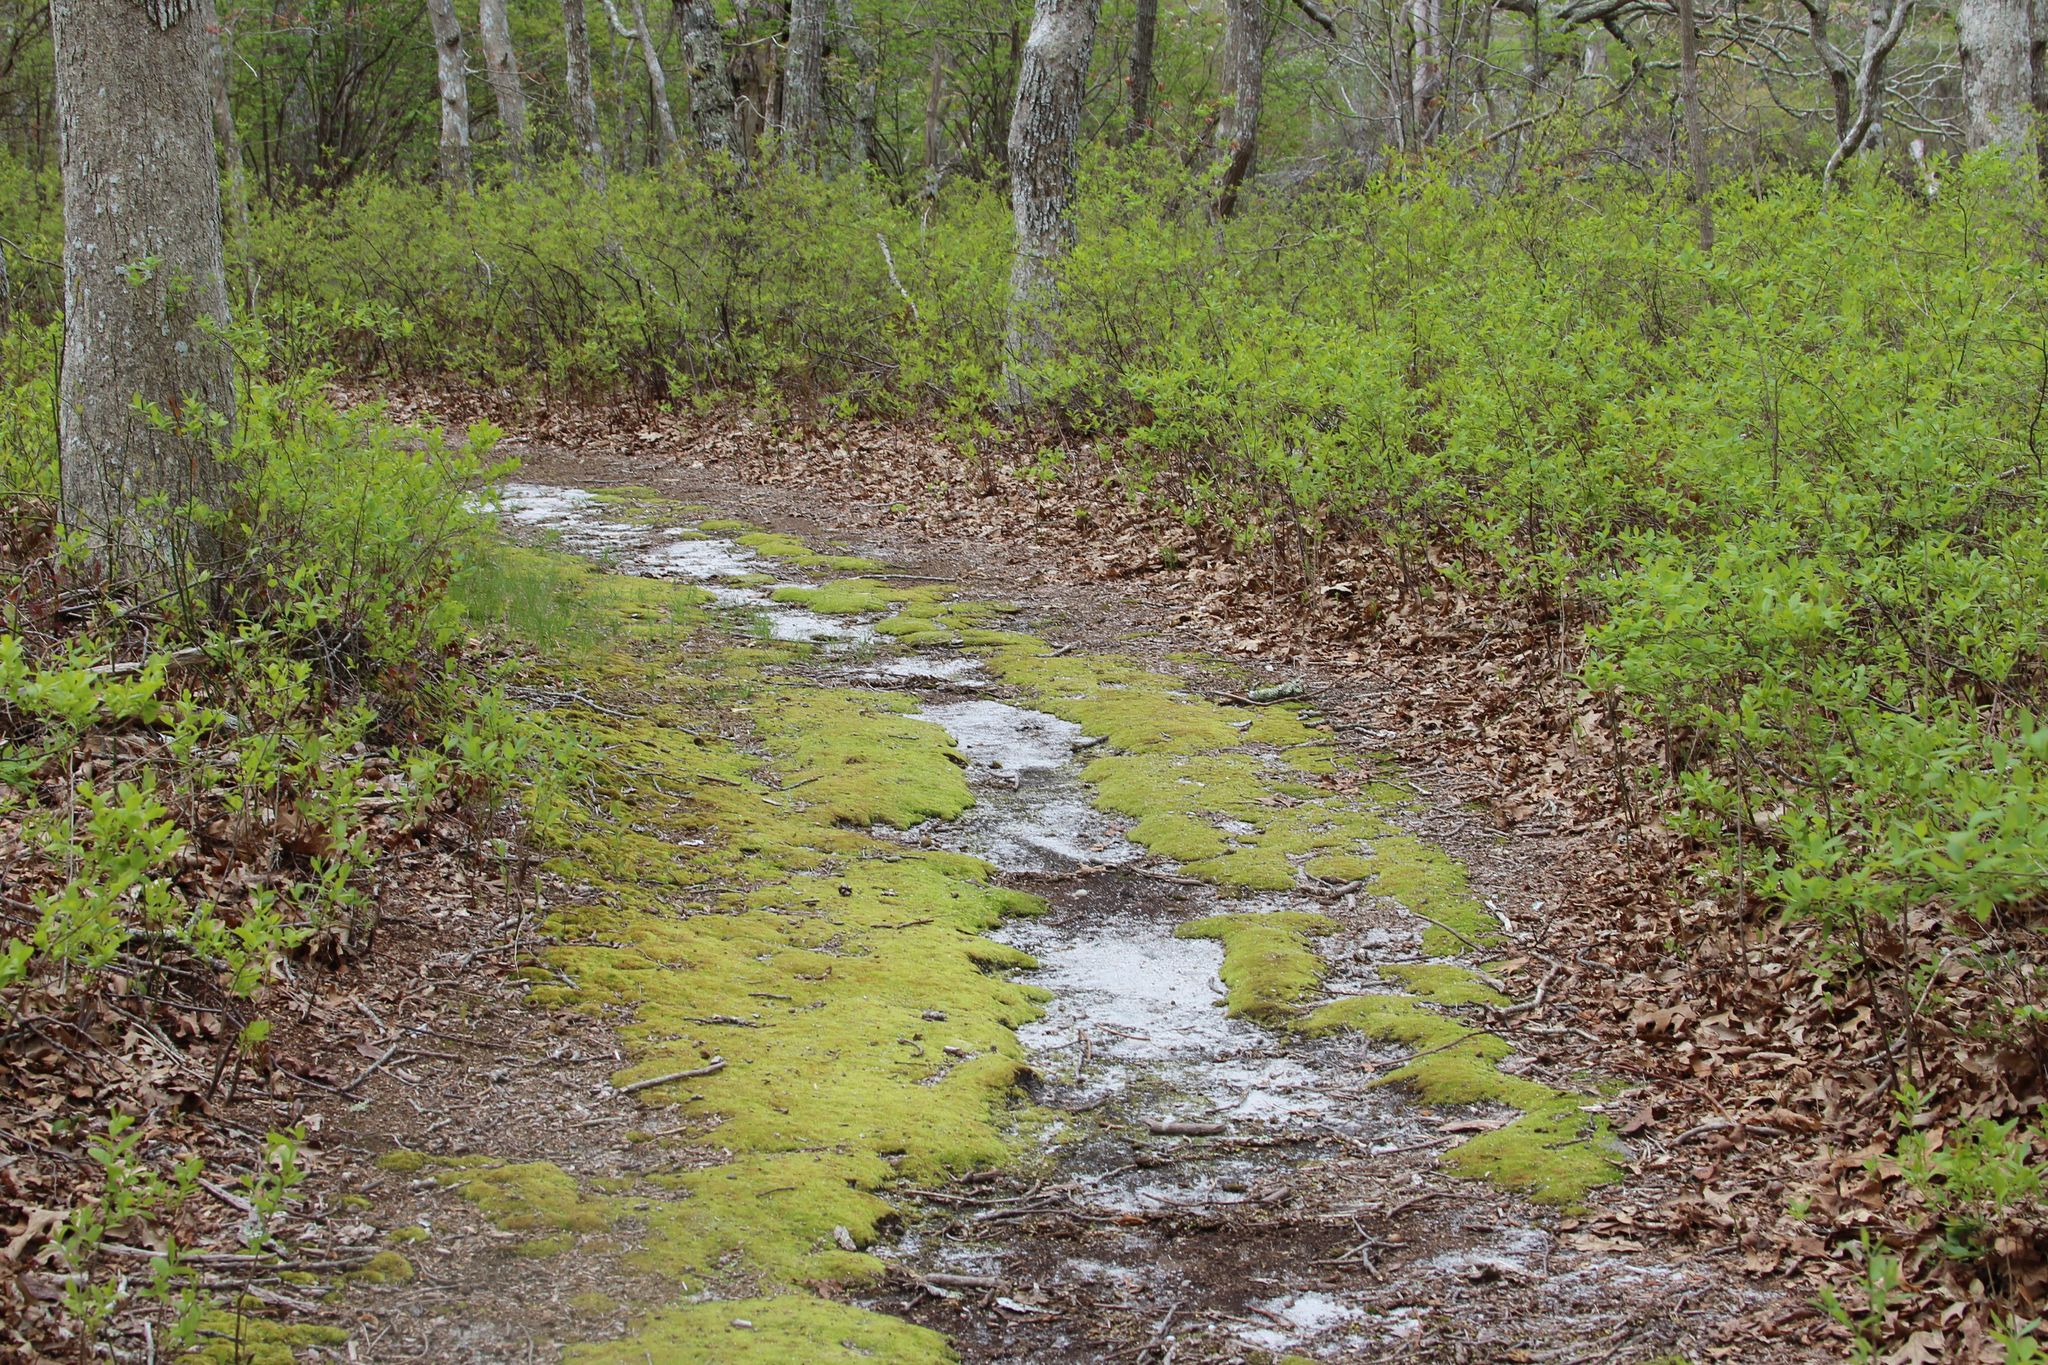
[1442,1101,1623,1206]
[345,1251,415,1285]
[387,1224,430,1244]
[568,1291,619,1316]
[565,1296,957,1365]
[736,531,884,574]
[374,1149,429,1175]
[1379,963,1508,1007]
[435,1160,615,1235]
[1176,912,1333,1020]
[187,1313,349,1364]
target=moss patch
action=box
[1176,912,1333,1021]
[735,531,885,574]
[187,1313,349,1364]
[1379,963,1509,1007]
[565,1296,957,1365]
[344,1251,415,1285]
[435,1159,617,1235]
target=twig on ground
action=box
[618,1057,726,1094]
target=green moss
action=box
[1379,963,1509,1007]
[186,1313,349,1364]
[388,1225,430,1244]
[771,579,947,616]
[514,1235,576,1258]
[698,517,756,533]
[568,1292,619,1316]
[436,1160,616,1235]
[1441,1101,1623,1206]
[735,531,884,574]
[1176,913,1333,1021]
[336,1194,370,1211]
[565,1297,957,1365]
[636,1152,893,1285]
[375,1149,429,1174]
[1366,837,1501,956]
[1298,993,1619,1203]
[345,1251,415,1284]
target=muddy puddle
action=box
[493,483,1743,1364]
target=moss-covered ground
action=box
[426,498,1621,1358]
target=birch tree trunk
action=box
[1411,0,1442,121]
[833,0,880,167]
[1004,0,1101,406]
[1127,0,1158,140]
[209,18,259,313]
[624,0,681,154]
[1676,0,1713,249]
[781,0,826,164]
[1215,0,1266,218]
[52,0,237,594]
[923,41,947,182]
[681,0,738,155]
[477,0,529,166]
[1958,0,2035,151]
[563,0,607,177]
[425,0,473,190]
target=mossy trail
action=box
[397,484,1626,1362]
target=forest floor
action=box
[33,396,1854,1363]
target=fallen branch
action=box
[618,1057,726,1093]
[1142,1118,1227,1136]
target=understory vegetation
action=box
[218,150,2048,1342]
[0,321,562,1355]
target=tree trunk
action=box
[1958,0,2035,151]
[477,0,529,167]
[1215,0,1266,218]
[833,0,879,167]
[923,40,948,182]
[563,0,607,177]
[1127,0,1158,140]
[782,0,826,164]
[209,18,259,313]
[1822,0,1912,184]
[623,0,681,154]
[52,0,237,594]
[681,0,738,155]
[1411,0,1442,121]
[1004,0,1102,405]
[425,0,473,190]
[1676,0,1713,249]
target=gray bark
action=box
[1822,0,1912,184]
[425,0,473,190]
[209,18,258,312]
[1412,0,1443,112]
[833,0,879,167]
[1216,0,1266,218]
[1676,0,1712,249]
[1127,0,1158,140]
[477,0,529,166]
[1958,0,2035,150]
[924,41,948,173]
[563,0,607,177]
[618,0,681,154]
[52,0,237,592]
[681,0,738,155]
[782,0,826,164]
[1004,0,1102,405]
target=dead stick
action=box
[619,1057,726,1094]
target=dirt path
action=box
[295,468,1809,1364]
